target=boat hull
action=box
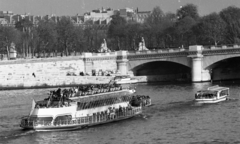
[34,114,139,132]
[20,107,142,132]
[195,96,228,104]
[115,80,138,84]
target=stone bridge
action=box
[84,45,240,82]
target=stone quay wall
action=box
[0,56,116,89]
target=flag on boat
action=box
[29,99,36,116]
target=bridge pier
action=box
[191,56,203,82]
[83,53,93,75]
[116,51,128,75]
[189,46,211,82]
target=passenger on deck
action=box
[127,103,132,110]
[107,107,110,119]
[119,105,123,114]
[110,107,115,119]
[35,104,40,109]
[56,88,61,98]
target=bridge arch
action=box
[203,54,240,69]
[128,59,191,82]
[128,57,191,71]
[203,55,240,81]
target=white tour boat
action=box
[113,75,138,84]
[195,85,230,104]
[20,88,151,131]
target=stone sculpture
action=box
[138,37,148,51]
[99,39,111,53]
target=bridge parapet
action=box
[202,45,240,50]
[202,45,240,56]
[127,48,186,56]
[127,48,189,61]
[83,52,118,61]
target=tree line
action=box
[0,4,240,58]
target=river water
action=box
[0,81,239,144]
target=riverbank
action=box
[0,76,112,90]
[0,74,191,90]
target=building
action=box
[83,8,114,24]
[133,10,151,23]
[115,8,151,23]
[0,11,14,26]
[0,7,152,27]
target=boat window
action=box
[82,102,86,109]
[76,95,133,110]
[29,116,53,122]
[96,100,99,107]
[93,101,96,107]
[85,102,89,109]
[106,98,110,105]
[54,115,72,122]
[89,101,93,109]
[110,98,114,105]
[220,89,228,96]
[99,99,104,107]
[195,91,217,99]
[79,102,84,109]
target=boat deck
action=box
[20,107,142,131]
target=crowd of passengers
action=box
[51,83,124,99]
[91,104,138,121]
[36,84,121,109]
[35,88,72,108]
[73,83,123,97]
[130,95,151,107]
[195,93,217,99]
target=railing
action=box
[127,48,186,55]
[21,107,142,128]
[0,52,84,61]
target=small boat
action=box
[195,85,230,104]
[20,90,151,131]
[113,75,138,84]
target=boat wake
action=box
[226,97,239,101]
[0,129,35,141]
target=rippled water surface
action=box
[0,82,240,144]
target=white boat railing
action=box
[21,107,142,128]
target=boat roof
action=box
[197,90,217,94]
[207,85,229,91]
[197,85,229,94]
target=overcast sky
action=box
[0,0,240,16]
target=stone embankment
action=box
[0,75,185,90]
[0,76,113,90]
[0,56,117,90]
